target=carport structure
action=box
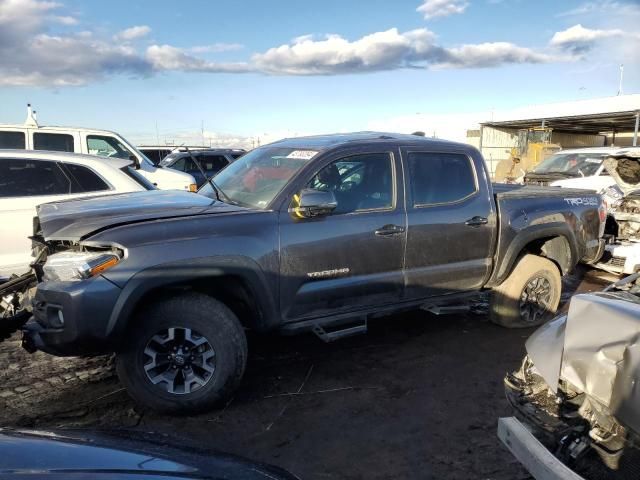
[477,94,640,176]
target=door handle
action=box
[375,224,405,236]
[465,216,488,227]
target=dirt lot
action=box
[0,268,613,479]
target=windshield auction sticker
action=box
[287,150,318,160]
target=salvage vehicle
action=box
[524,146,640,190]
[0,428,299,479]
[499,273,640,479]
[160,148,244,187]
[594,150,640,276]
[23,132,605,412]
[0,105,197,191]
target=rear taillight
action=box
[599,200,607,223]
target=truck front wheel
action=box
[490,254,561,328]
[116,293,247,413]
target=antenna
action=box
[24,103,39,127]
[618,64,624,96]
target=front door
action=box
[279,149,406,322]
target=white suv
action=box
[0,107,196,192]
[0,150,154,278]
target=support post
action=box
[634,112,639,147]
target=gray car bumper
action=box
[497,417,585,480]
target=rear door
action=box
[401,148,496,299]
[278,147,406,321]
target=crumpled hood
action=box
[526,291,640,436]
[36,190,246,241]
[603,150,640,197]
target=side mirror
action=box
[291,188,337,219]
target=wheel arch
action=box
[105,256,278,340]
[487,224,577,288]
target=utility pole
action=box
[201,120,205,146]
[155,121,160,145]
[618,64,624,96]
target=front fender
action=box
[104,255,278,338]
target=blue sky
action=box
[1,0,639,147]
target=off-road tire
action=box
[116,293,247,414]
[490,254,561,328]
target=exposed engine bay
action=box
[505,273,640,479]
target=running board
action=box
[421,304,470,315]
[312,319,367,343]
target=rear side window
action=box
[63,163,110,193]
[408,152,477,206]
[0,131,26,149]
[33,132,75,152]
[0,159,71,197]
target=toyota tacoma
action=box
[23,132,605,412]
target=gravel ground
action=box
[0,267,613,479]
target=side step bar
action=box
[312,318,367,343]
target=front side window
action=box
[408,152,477,206]
[0,131,26,149]
[200,146,321,208]
[0,159,70,197]
[87,135,135,160]
[306,153,394,214]
[63,163,110,193]
[33,132,74,152]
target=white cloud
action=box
[252,28,443,75]
[417,0,469,20]
[550,24,640,53]
[146,45,251,73]
[114,25,151,41]
[252,28,561,75]
[440,42,566,68]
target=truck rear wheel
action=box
[490,254,561,328]
[116,293,247,413]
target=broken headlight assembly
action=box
[43,249,123,282]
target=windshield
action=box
[532,153,606,176]
[198,146,319,208]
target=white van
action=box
[0,106,196,192]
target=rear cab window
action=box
[0,131,26,149]
[407,152,478,206]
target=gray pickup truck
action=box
[23,132,605,413]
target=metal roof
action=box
[481,94,640,134]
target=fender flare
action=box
[104,256,278,337]
[487,223,578,288]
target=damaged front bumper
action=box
[498,417,585,480]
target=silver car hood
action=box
[526,291,640,436]
[603,151,640,197]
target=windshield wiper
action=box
[183,147,223,202]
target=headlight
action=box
[43,251,121,282]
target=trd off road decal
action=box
[564,197,598,207]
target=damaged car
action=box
[499,273,640,479]
[595,150,640,276]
